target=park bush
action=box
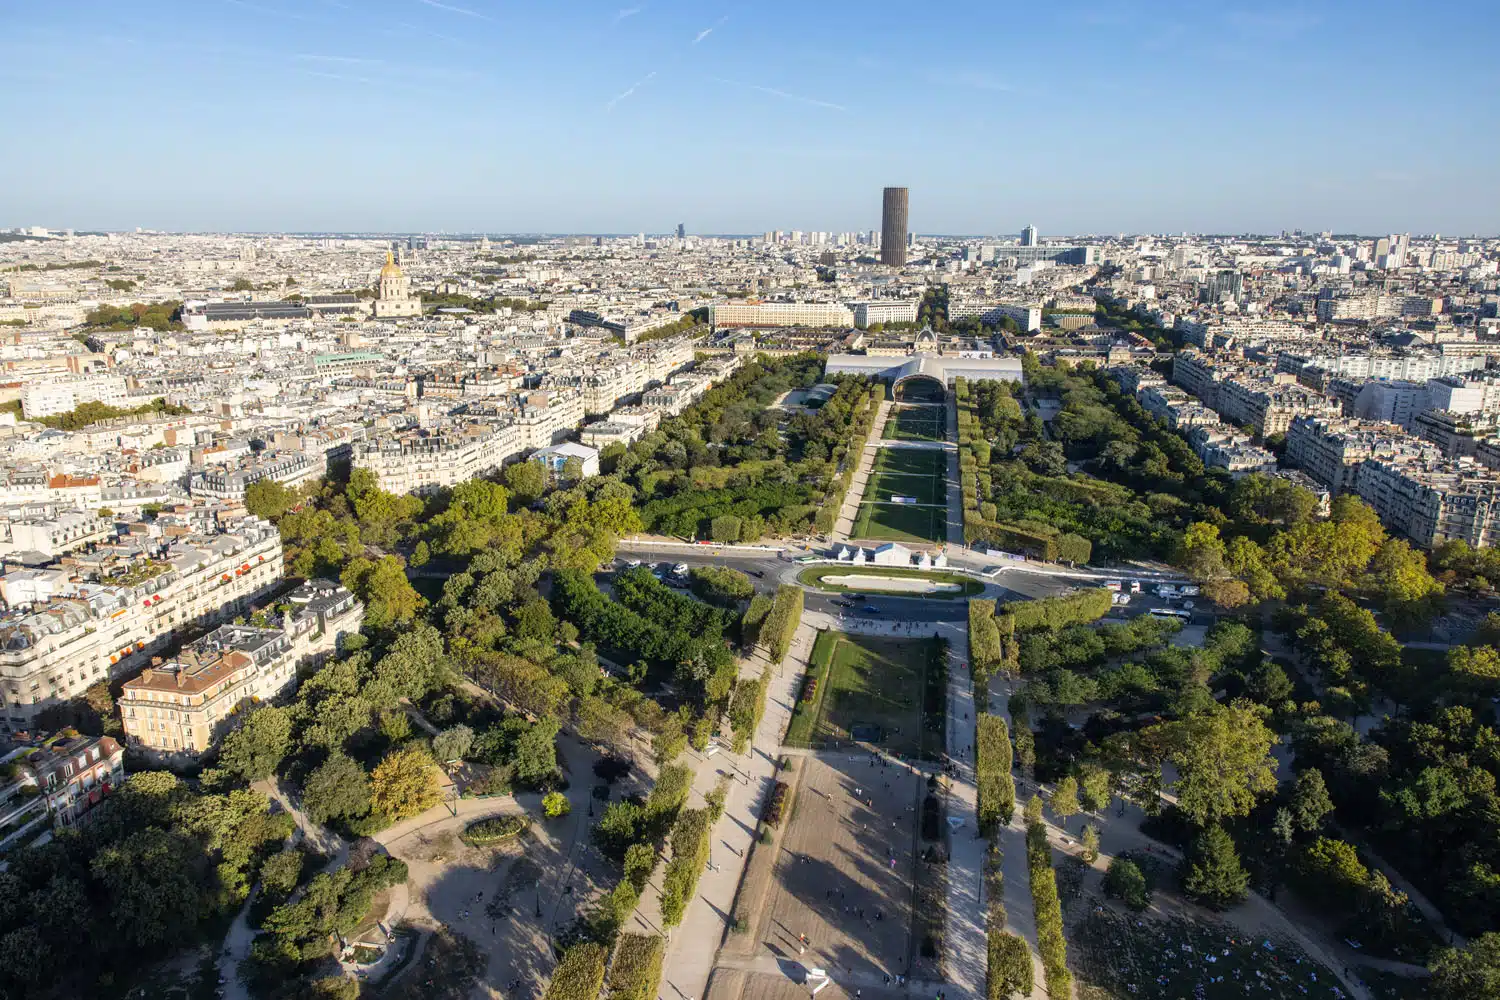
[608,934,665,1000]
[660,808,713,927]
[1004,589,1113,632]
[763,781,789,827]
[976,714,1015,833]
[801,677,818,702]
[969,599,1003,684]
[1025,820,1072,998]
[987,931,1034,1000]
[1103,857,1151,911]
[688,565,754,606]
[761,585,804,664]
[460,814,527,845]
[542,942,607,1000]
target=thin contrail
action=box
[606,71,657,111]
[713,77,846,112]
[416,0,493,20]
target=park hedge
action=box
[728,670,770,753]
[608,933,664,1000]
[740,594,773,649]
[460,814,527,845]
[987,931,1034,1000]
[762,585,804,664]
[969,599,1003,685]
[1002,589,1112,632]
[1025,820,1072,998]
[659,807,713,927]
[543,941,607,1000]
[976,714,1015,833]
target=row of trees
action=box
[976,714,1015,833]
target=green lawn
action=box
[882,405,946,442]
[852,448,949,542]
[788,632,940,758]
[851,503,947,543]
[796,565,984,599]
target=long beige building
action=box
[120,579,362,754]
[0,518,284,733]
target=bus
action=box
[1147,607,1191,622]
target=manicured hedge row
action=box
[987,931,1034,1000]
[608,933,664,1000]
[543,941,607,1000]
[976,714,1015,833]
[1002,589,1112,632]
[728,670,770,753]
[762,585,804,665]
[660,807,712,927]
[1025,820,1072,998]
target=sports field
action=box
[881,404,945,442]
[851,448,948,542]
[792,631,942,758]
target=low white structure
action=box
[530,441,600,479]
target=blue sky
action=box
[3,0,1497,236]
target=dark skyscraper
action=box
[676,222,685,239]
[880,187,908,267]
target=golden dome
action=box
[380,250,403,278]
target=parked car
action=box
[673,563,689,577]
[626,559,642,569]
[749,570,765,578]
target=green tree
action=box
[1182,826,1249,910]
[302,754,372,825]
[433,724,475,763]
[370,745,440,821]
[542,791,571,818]
[1247,659,1294,704]
[244,478,299,522]
[1290,768,1335,833]
[1079,763,1111,813]
[219,706,292,782]
[512,716,560,787]
[709,515,742,543]
[1080,823,1100,863]
[1429,933,1500,1000]
[260,849,305,899]
[1177,521,1228,580]
[409,539,430,568]
[561,456,585,483]
[1149,704,1278,826]
[1050,776,1081,826]
[504,461,548,504]
[1103,857,1150,910]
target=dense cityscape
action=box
[0,198,1496,1000]
[3,0,1500,995]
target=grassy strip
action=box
[783,629,837,745]
[796,565,984,598]
[976,714,1015,834]
[1025,813,1073,998]
[608,933,664,1000]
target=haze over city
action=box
[5,0,1499,234]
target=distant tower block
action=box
[1021,224,1038,246]
[880,187,908,267]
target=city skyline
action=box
[4,0,1498,235]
